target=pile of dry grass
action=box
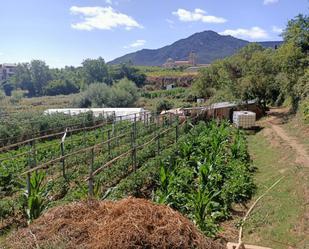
[5,197,225,249]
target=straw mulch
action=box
[5,197,225,249]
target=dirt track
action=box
[266,108,309,167]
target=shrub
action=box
[299,99,309,124]
[44,79,79,96]
[74,79,139,108]
[0,90,6,101]
[155,99,173,113]
[10,90,26,104]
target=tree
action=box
[74,79,139,108]
[30,60,52,96]
[10,63,34,96]
[283,14,309,53]
[82,57,110,85]
[44,79,79,96]
[110,64,146,88]
[110,78,139,107]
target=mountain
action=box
[108,31,283,66]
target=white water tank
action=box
[233,111,256,128]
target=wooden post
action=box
[156,130,160,156]
[134,114,137,139]
[31,129,37,172]
[60,142,66,179]
[83,117,86,146]
[107,130,111,159]
[88,148,94,197]
[26,144,32,196]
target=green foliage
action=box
[44,79,79,96]
[0,90,6,101]
[0,198,15,221]
[110,64,146,87]
[74,78,139,108]
[10,90,26,104]
[155,99,173,113]
[299,99,309,124]
[283,14,309,53]
[24,171,50,222]
[0,111,96,146]
[154,122,255,236]
[192,12,308,111]
[142,88,186,99]
[8,58,146,98]
[82,57,110,85]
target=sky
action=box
[0,0,307,68]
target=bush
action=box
[0,90,6,101]
[155,99,173,113]
[75,79,139,108]
[44,79,79,96]
[299,99,309,124]
[10,90,26,104]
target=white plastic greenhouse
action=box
[44,108,150,122]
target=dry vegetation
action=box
[4,198,225,249]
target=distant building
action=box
[166,84,175,90]
[162,52,197,68]
[0,63,17,81]
[185,65,210,73]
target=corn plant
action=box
[24,171,50,223]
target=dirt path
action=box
[265,108,309,166]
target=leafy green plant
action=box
[24,171,50,223]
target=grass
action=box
[282,113,309,154]
[244,128,309,248]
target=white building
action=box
[0,63,17,81]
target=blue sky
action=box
[0,0,307,68]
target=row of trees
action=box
[1,58,146,97]
[193,14,308,110]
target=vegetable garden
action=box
[0,110,255,239]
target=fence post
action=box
[88,148,94,197]
[107,130,111,159]
[134,114,137,139]
[26,144,32,197]
[156,130,160,156]
[31,131,37,171]
[60,142,66,179]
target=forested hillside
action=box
[109,31,282,66]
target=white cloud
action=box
[263,0,279,5]
[124,39,146,48]
[70,6,142,31]
[105,0,112,4]
[172,8,226,24]
[272,25,283,33]
[220,27,269,40]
